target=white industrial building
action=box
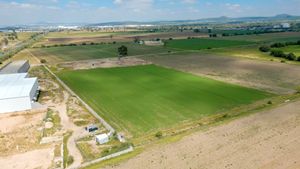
[0,73,39,114]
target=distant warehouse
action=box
[0,60,30,74]
[0,73,39,114]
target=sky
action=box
[0,0,300,25]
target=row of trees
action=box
[259,40,300,62]
[38,41,118,48]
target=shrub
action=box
[259,46,270,52]
[297,40,300,45]
[297,56,300,61]
[40,59,47,63]
[155,131,163,138]
[270,42,286,48]
[169,38,173,40]
[286,53,297,61]
[285,41,297,46]
[267,100,272,104]
[270,49,286,58]
[82,42,87,45]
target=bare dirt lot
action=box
[0,147,54,169]
[0,110,46,156]
[144,53,300,94]
[104,99,300,169]
[58,57,151,70]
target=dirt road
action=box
[104,100,300,169]
[49,91,85,168]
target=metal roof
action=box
[96,133,109,140]
[0,73,37,100]
[0,60,29,74]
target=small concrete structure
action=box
[95,133,109,144]
[142,40,164,46]
[0,60,30,74]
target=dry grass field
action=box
[143,53,300,94]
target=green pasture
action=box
[58,65,271,136]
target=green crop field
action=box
[281,45,300,56]
[165,38,252,50]
[58,65,271,136]
[31,43,176,63]
[217,32,300,43]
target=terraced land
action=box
[165,38,253,50]
[57,65,271,136]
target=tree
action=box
[286,53,297,61]
[193,29,200,33]
[271,42,285,48]
[118,45,128,60]
[3,38,8,46]
[133,36,140,43]
[259,46,270,52]
[270,49,286,58]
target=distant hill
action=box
[88,14,300,27]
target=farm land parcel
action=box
[165,38,253,50]
[30,43,177,63]
[58,65,272,136]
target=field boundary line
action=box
[26,49,116,133]
[43,65,116,133]
[77,146,134,169]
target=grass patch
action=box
[63,132,73,168]
[281,45,300,56]
[43,109,61,137]
[58,64,272,136]
[165,38,252,50]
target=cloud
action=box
[225,3,242,12]
[113,0,154,12]
[182,0,197,4]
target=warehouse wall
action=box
[29,78,39,100]
[0,97,31,114]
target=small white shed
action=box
[95,133,109,144]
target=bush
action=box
[297,56,300,61]
[271,42,286,48]
[286,53,297,61]
[40,59,47,63]
[270,49,286,58]
[297,40,300,45]
[259,46,270,52]
[155,131,163,138]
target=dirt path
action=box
[104,100,300,169]
[49,91,85,168]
